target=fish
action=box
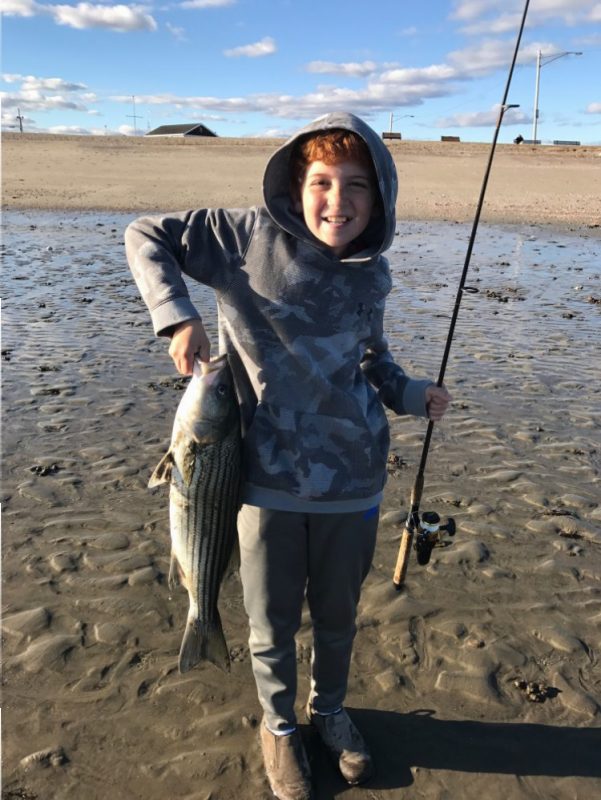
[149,354,242,673]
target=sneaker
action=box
[259,719,313,800]
[305,702,373,785]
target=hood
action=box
[262,112,398,261]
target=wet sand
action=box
[3,132,601,228]
[2,209,600,799]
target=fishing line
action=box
[393,0,532,589]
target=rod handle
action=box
[393,471,424,589]
[393,524,414,589]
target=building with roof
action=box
[146,123,218,137]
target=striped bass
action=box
[149,354,241,673]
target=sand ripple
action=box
[2,212,600,799]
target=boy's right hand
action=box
[169,319,211,375]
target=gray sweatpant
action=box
[237,504,379,732]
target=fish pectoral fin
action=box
[168,552,185,592]
[178,615,230,674]
[148,451,174,487]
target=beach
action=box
[3,132,601,227]
[2,135,601,800]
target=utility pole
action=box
[127,95,141,136]
[16,108,24,133]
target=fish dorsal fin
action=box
[226,536,241,575]
[148,450,174,487]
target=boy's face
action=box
[297,159,376,257]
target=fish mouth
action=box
[197,354,228,376]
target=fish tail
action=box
[178,614,230,674]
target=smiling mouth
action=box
[323,216,351,224]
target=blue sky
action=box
[2,0,600,143]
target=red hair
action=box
[290,129,376,188]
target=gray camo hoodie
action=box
[125,112,431,512]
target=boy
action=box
[126,112,450,800]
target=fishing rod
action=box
[392,0,532,589]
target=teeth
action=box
[325,216,349,223]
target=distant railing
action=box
[382,132,402,140]
[441,135,460,142]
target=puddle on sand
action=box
[3,210,599,435]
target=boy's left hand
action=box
[425,385,452,421]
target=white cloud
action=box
[16,75,89,92]
[223,36,276,58]
[305,61,377,77]
[1,90,90,111]
[1,73,97,115]
[2,73,28,83]
[0,112,136,135]
[2,109,35,129]
[446,38,560,76]
[447,38,510,73]
[1,0,157,31]
[379,64,458,84]
[110,84,424,119]
[453,0,599,33]
[451,0,500,22]
[166,22,186,40]
[118,123,144,135]
[49,3,157,32]
[437,104,530,128]
[101,26,580,123]
[180,0,235,7]
[459,12,522,35]
[587,102,601,113]
[400,26,417,36]
[251,128,291,138]
[0,0,39,15]
[48,124,98,134]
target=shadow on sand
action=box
[303,707,601,798]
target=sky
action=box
[2,0,601,144]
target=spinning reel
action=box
[413,511,456,566]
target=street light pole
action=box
[532,49,582,142]
[389,112,414,133]
[532,49,542,142]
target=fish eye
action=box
[216,384,229,396]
